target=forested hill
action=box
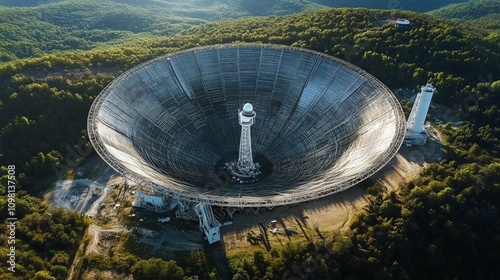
[0,0,325,61]
[174,8,499,86]
[0,0,469,12]
[429,0,499,19]
[0,0,473,61]
[428,0,500,32]
[0,0,209,61]
[1,7,500,280]
[312,0,470,12]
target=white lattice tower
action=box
[237,103,256,172]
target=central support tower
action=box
[224,103,262,183]
[237,103,256,172]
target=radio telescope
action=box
[88,44,406,208]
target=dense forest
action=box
[0,0,470,12]
[0,198,89,280]
[428,0,500,33]
[0,0,207,61]
[0,4,499,280]
[312,0,470,12]
[0,0,474,61]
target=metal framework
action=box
[195,203,221,244]
[87,43,406,207]
[237,103,256,173]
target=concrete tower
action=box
[237,103,256,172]
[405,84,435,145]
[407,84,435,133]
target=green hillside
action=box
[0,0,469,12]
[0,0,475,61]
[0,0,208,61]
[313,0,470,12]
[429,0,499,19]
[0,0,328,61]
[0,6,499,280]
[428,0,500,32]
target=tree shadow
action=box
[314,223,325,240]
[258,223,272,251]
[294,217,310,241]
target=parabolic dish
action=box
[88,44,406,207]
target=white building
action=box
[405,84,435,145]
[132,192,168,212]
